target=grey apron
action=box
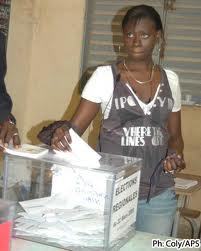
[98,64,175,200]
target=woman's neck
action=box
[125,57,154,72]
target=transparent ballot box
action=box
[2,150,141,251]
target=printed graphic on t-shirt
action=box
[114,96,173,112]
[114,96,136,109]
[121,127,164,146]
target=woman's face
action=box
[123,17,161,61]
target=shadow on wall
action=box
[26,70,101,147]
[26,82,81,145]
[111,6,129,61]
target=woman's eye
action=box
[127,32,134,38]
[141,34,149,39]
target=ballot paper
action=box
[15,196,105,248]
[4,144,48,158]
[50,164,111,211]
[54,128,101,167]
[174,177,198,189]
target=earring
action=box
[153,42,161,57]
[118,45,121,53]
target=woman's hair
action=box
[122,5,165,57]
[122,5,163,33]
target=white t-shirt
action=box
[81,65,181,119]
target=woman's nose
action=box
[132,34,141,46]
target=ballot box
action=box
[2,149,141,251]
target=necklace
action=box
[123,59,155,85]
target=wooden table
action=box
[172,173,201,237]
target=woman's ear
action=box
[156,30,165,58]
[155,30,162,45]
[156,30,162,40]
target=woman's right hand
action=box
[51,124,72,152]
[50,99,100,151]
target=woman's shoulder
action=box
[82,65,114,91]
[163,68,180,97]
[163,68,181,111]
[164,68,179,84]
[87,65,114,86]
[94,64,113,74]
[81,64,114,103]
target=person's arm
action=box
[51,98,100,151]
[168,111,184,155]
[0,33,20,149]
[39,66,110,151]
[0,32,12,122]
[163,111,185,172]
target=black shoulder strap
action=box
[160,67,173,98]
[111,63,120,83]
[101,64,119,117]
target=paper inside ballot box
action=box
[51,164,111,211]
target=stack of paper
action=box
[14,196,105,248]
[4,144,48,158]
[174,177,198,189]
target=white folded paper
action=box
[174,177,198,189]
[54,128,101,167]
[4,144,48,158]
[15,196,105,247]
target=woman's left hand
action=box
[163,153,185,174]
[0,120,21,150]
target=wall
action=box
[5,0,36,141]
[181,106,201,210]
[6,0,86,142]
[4,1,201,210]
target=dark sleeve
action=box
[0,32,13,123]
[37,121,70,145]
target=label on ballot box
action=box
[109,170,140,243]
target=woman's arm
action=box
[164,111,185,172]
[167,110,184,155]
[70,98,100,136]
[40,66,111,151]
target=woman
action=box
[39,5,185,236]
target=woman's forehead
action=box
[123,17,157,31]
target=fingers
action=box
[5,127,21,148]
[12,132,21,148]
[0,121,21,148]
[164,159,173,173]
[174,155,185,168]
[163,154,185,174]
[0,145,4,152]
[0,122,8,146]
[51,126,72,151]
